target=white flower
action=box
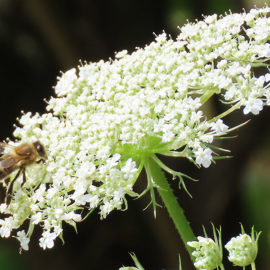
[121,159,138,180]
[0,218,15,238]
[204,14,217,24]
[210,119,228,134]
[2,6,270,250]
[32,184,46,202]
[0,226,11,238]
[63,212,81,222]
[100,201,114,218]
[32,212,42,225]
[265,73,270,83]
[39,231,58,249]
[54,68,77,96]
[46,187,58,199]
[115,50,128,58]
[88,194,100,208]
[195,148,213,168]
[75,162,96,179]
[0,204,7,213]
[243,98,263,115]
[265,89,270,105]
[16,230,30,251]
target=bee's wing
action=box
[0,155,16,169]
[0,142,6,155]
[0,143,15,156]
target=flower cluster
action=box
[0,6,269,250]
[225,228,260,267]
[180,7,270,115]
[188,227,260,269]
[188,236,223,270]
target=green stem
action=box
[200,90,215,104]
[145,157,196,257]
[159,150,186,157]
[208,101,241,123]
[251,262,256,270]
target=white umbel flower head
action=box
[1,6,270,250]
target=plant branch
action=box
[145,157,196,258]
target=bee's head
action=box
[33,141,46,158]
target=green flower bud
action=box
[225,232,259,267]
[188,236,223,270]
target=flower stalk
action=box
[144,157,196,256]
[208,102,241,123]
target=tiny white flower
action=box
[63,212,81,222]
[210,119,228,134]
[0,204,7,213]
[32,184,46,202]
[54,208,64,219]
[265,90,270,105]
[0,226,11,238]
[32,212,42,225]
[258,43,270,58]
[54,68,77,96]
[243,98,263,115]
[39,231,57,249]
[204,14,217,24]
[265,73,270,82]
[100,201,114,218]
[88,195,100,208]
[46,187,58,199]
[195,148,213,168]
[115,50,128,59]
[16,230,30,251]
[121,159,138,180]
[75,162,96,179]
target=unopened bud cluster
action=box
[225,230,260,267]
[188,228,260,269]
[188,236,223,270]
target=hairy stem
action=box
[145,157,196,257]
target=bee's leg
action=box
[5,168,22,204]
[36,159,45,164]
[0,177,9,204]
[4,177,10,187]
[22,167,26,186]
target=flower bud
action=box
[188,236,223,270]
[225,232,259,267]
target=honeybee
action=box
[0,141,46,197]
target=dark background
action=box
[1,0,270,269]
